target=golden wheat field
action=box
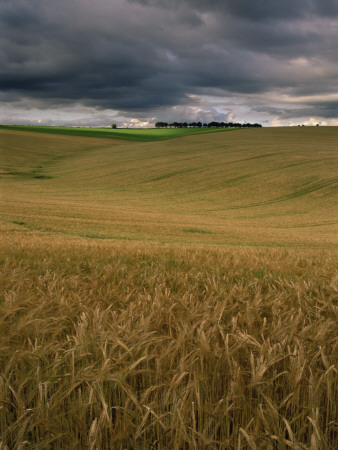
[0,127,337,449]
[1,127,337,247]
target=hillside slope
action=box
[1,127,337,247]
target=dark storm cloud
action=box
[129,0,338,19]
[253,102,338,121]
[1,0,338,121]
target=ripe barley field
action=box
[0,127,337,448]
[1,234,337,449]
[1,127,337,247]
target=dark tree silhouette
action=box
[154,121,262,128]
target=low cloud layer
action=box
[1,0,338,126]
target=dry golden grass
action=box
[1,127,337,247]
[1,232,337,449]
[1,128,337,448]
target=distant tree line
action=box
[155,121,262,128]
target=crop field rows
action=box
[1,127,337,247]
[0,126,337,448]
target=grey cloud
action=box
[129,0,338,19]
[256,103,338,120]
[1,0,338,123]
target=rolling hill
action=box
[1,126,337,247]
[1,126,337,448]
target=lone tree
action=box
[111,123,117,129]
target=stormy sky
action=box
[1,0,338,127]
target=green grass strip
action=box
[0,125,235,142]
